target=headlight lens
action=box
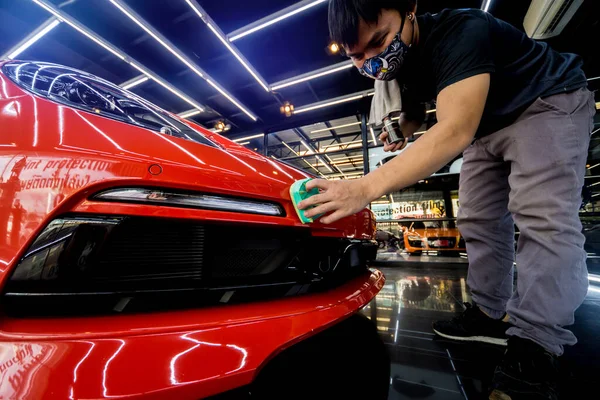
[93,188,285,217]
[2,61,214,147]
[407,235,422,241]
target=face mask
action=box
[358,14,414,81]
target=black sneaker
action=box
[432,303,511,346]
[489,336,560,400]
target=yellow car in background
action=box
[402,220,466,255]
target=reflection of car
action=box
[0,61,383,399]
[402,221,466,255]
[375,229,401,250]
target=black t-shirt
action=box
[400,9,587,137]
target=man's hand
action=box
[297,179,371,224]
[379,130,408,152]
[379,112,423,152]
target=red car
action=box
[0,61,383,399]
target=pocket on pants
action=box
[534,88,588,116]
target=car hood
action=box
[13,90,311,201]
[0,76,375,268]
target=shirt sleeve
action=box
[432,13,496,94]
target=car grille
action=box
[4,216,377,316]
[96,218,206,281]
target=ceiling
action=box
[1,0,598,179]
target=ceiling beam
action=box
[108,0,258,121]
[183,0,270,92]
[271,60,354,91]
[31,0,206,113]
[293,127,337,173]
[1,17,61,60]
[294,89,375,114]
[227,0,328,42]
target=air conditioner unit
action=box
[524,0,584,40]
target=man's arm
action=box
[300,73,490,224]
[363,73,489,198]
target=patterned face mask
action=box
[358,14,413,81]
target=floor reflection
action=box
[209,265,600,400]
[360,266,600,400]
[376,250,469,264]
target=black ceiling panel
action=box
[1,0,597,139]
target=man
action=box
[298,1,596,398]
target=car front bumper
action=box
[0,269,384,399]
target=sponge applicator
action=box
[289,178,322,224]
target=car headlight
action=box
[93,188,285,217]
[407,235,422,241]
[1,61,214,147]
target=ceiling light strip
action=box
[5,18,61,60]
[233,133,265,142]
[108,0,257,121]
[177,109,202,119]
[282,141,299,155]
[316,156,333,173]
[294,89,375,114]
[369,126,377,144]
[310,120,362,134]
[120,75,149,90]
[206,23,270,92]
[31,0,205,112]
[325,154,345,178]
[129,63,204,112]
[300,140,314,153]
[204,79,257,121]
[228,0,328,42]
[271,61,354,91]
[33,0,124,60]
[323,140,363,149]
[183,1,269,92]
[482,0,493,13]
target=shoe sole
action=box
[489,390,511,400]
[432,328,508,346]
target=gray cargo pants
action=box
[458,87,596,356]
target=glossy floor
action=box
[361,263,600,400]
[211,263,600,399]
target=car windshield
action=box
[3,61,215,147]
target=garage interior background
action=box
[1,0,599,260]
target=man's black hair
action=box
[328,0,417,49]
